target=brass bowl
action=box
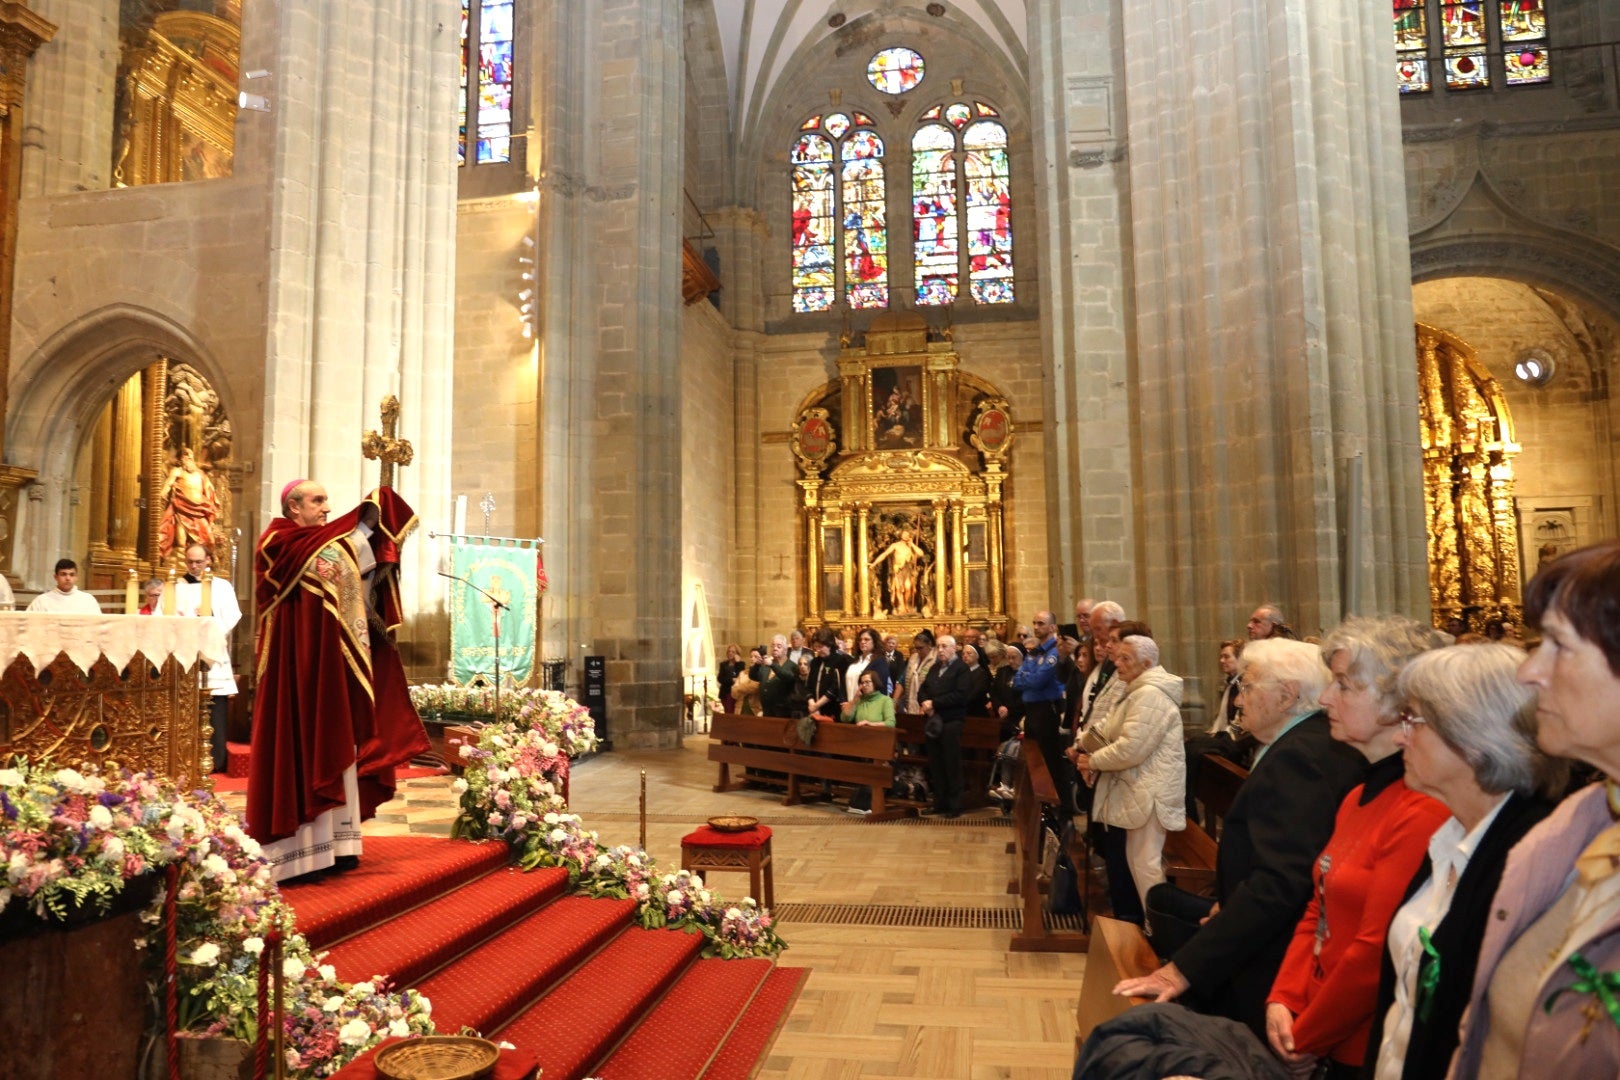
[374,1035,501,1080]
[707,814,760,833]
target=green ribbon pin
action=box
[1416,927,1441,1023]
[1544,951,1620,1031]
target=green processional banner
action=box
[449,539,538,685]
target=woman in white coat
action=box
[1077,634,1187,925]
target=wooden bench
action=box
[1074,916,1160,1051]
[1008,740,1087,952]
[1163,752,1250,893]
[893,712,1003,810]
[708,712,902,817]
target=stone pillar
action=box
[536,0,683,746]
[1026,0,1139,612]
[106,372,141,556]
[1120,0,1428,663]
[17,0,112,196]
[255,1,459,631]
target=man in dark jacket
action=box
[919,634,973,818]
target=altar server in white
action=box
[26,559,102,614]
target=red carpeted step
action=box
[592,957,773,1080]
[698,966,809,1080]
[494,926,705,1080]
[415,895,637,1034]
[321,865,570,987]
[281,837,511,948]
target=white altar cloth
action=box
[0,613,228,675]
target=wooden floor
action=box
[227,736,1086,1078]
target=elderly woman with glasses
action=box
[1113,638,1365,1037]
[1261,617,1450,1079]
[1450,542,1620,1078]
[1361,643,1563,1080]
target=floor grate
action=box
[769,902,1085,932]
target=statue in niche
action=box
[870,513,934,616]
[158,446,220,560]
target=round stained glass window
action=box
[867,47,924,95]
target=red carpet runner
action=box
[282,836,807,1080]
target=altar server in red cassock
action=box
[246,478,430,881]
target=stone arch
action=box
[7,305,237,585]
[1411,232,1620,330]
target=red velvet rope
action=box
[254,929,281,1080]
[164,862,180,1080]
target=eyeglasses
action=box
[1397,709,1427,736]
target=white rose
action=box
[52,768,91,794]
[667,889,684,905]
[202,854,230,878]
[458,743,475,759]
[323,995,344,1012]
[510,815,528,830]
[635,883,650,899]
[351,981,375,996]
[548,828,566,843]
[282,957,306,980]
[100,836,126,863]
[0,768,23,787]
[387,1018,411,1038]
[450,778,469,795]
[338,1017,372,1046]
[243,937,264,956]
[240,836,263,858]
[725,907,742,919]
[543,812,559,825]
[699,890,711,905]
[318,964,336,981]
[416,995,432,1016]
[189,942,221,966]
[86,804,113,830]
[627,854,642,868]
[595,854,611,868]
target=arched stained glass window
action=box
[912,102,1014,307]
[1392,0,1550,93]
[912,124,959,306]
[791,131,836,313]
[964,121,1013,304]
[791,114,888,313]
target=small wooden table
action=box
[680,824,775,909]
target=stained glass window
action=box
[867,47,924,95]
[842,132,888,309]
[1501,0,1551,84]
[964,121,1014,305]
[1392,0,1552,93]
[791,132,836,313]
[912,124,959,306]
[458,1,471,163]
[477,0,514,162]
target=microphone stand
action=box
[439,570,511,725]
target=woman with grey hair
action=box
[1364,643,1562,1080]
[1262,617,1450,1078]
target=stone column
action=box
[1120,0,1428,663]
[1026,0,1138,611]
[536,0,683,746]
[18,0,112,196]
[254,1,459,633]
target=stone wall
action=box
[680,297,738,649]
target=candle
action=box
[163,568,177,615]
[200,570,213,617]
[125,569,138,615]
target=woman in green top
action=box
[843,671,896,814]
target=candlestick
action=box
[125,569,138,615]
[200,570,213,617]
[162,568,177,615]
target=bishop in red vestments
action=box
[246,479,430,880]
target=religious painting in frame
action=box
[871,365,924,449]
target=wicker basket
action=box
[373,1036,501,1080]
[707,815,760,832]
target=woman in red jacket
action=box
[1264,616,1450,1079]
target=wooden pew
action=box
[1008,740,1087,952]
[708,713,901,817]
[1163,752,1250,893]
[1074,916,1160,1052]
[893,712,1003,810]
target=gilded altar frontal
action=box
[0,2,1615,748]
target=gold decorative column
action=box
[932,498,947,616]
[855,502,871,618]
[987,482,1006,617]
[0,6,56,585]
[803,494,823,622]
[949,499,965,617]
[842,516,855,620]
[86,407,114,564]
[108,376,143,559]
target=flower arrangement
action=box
[411,685,600,760]
[0,759,434,1078]
[451,725,784,959]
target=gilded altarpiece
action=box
[113,11,238,187]
[1416,323,1523,630]
[792,314,1012,637]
